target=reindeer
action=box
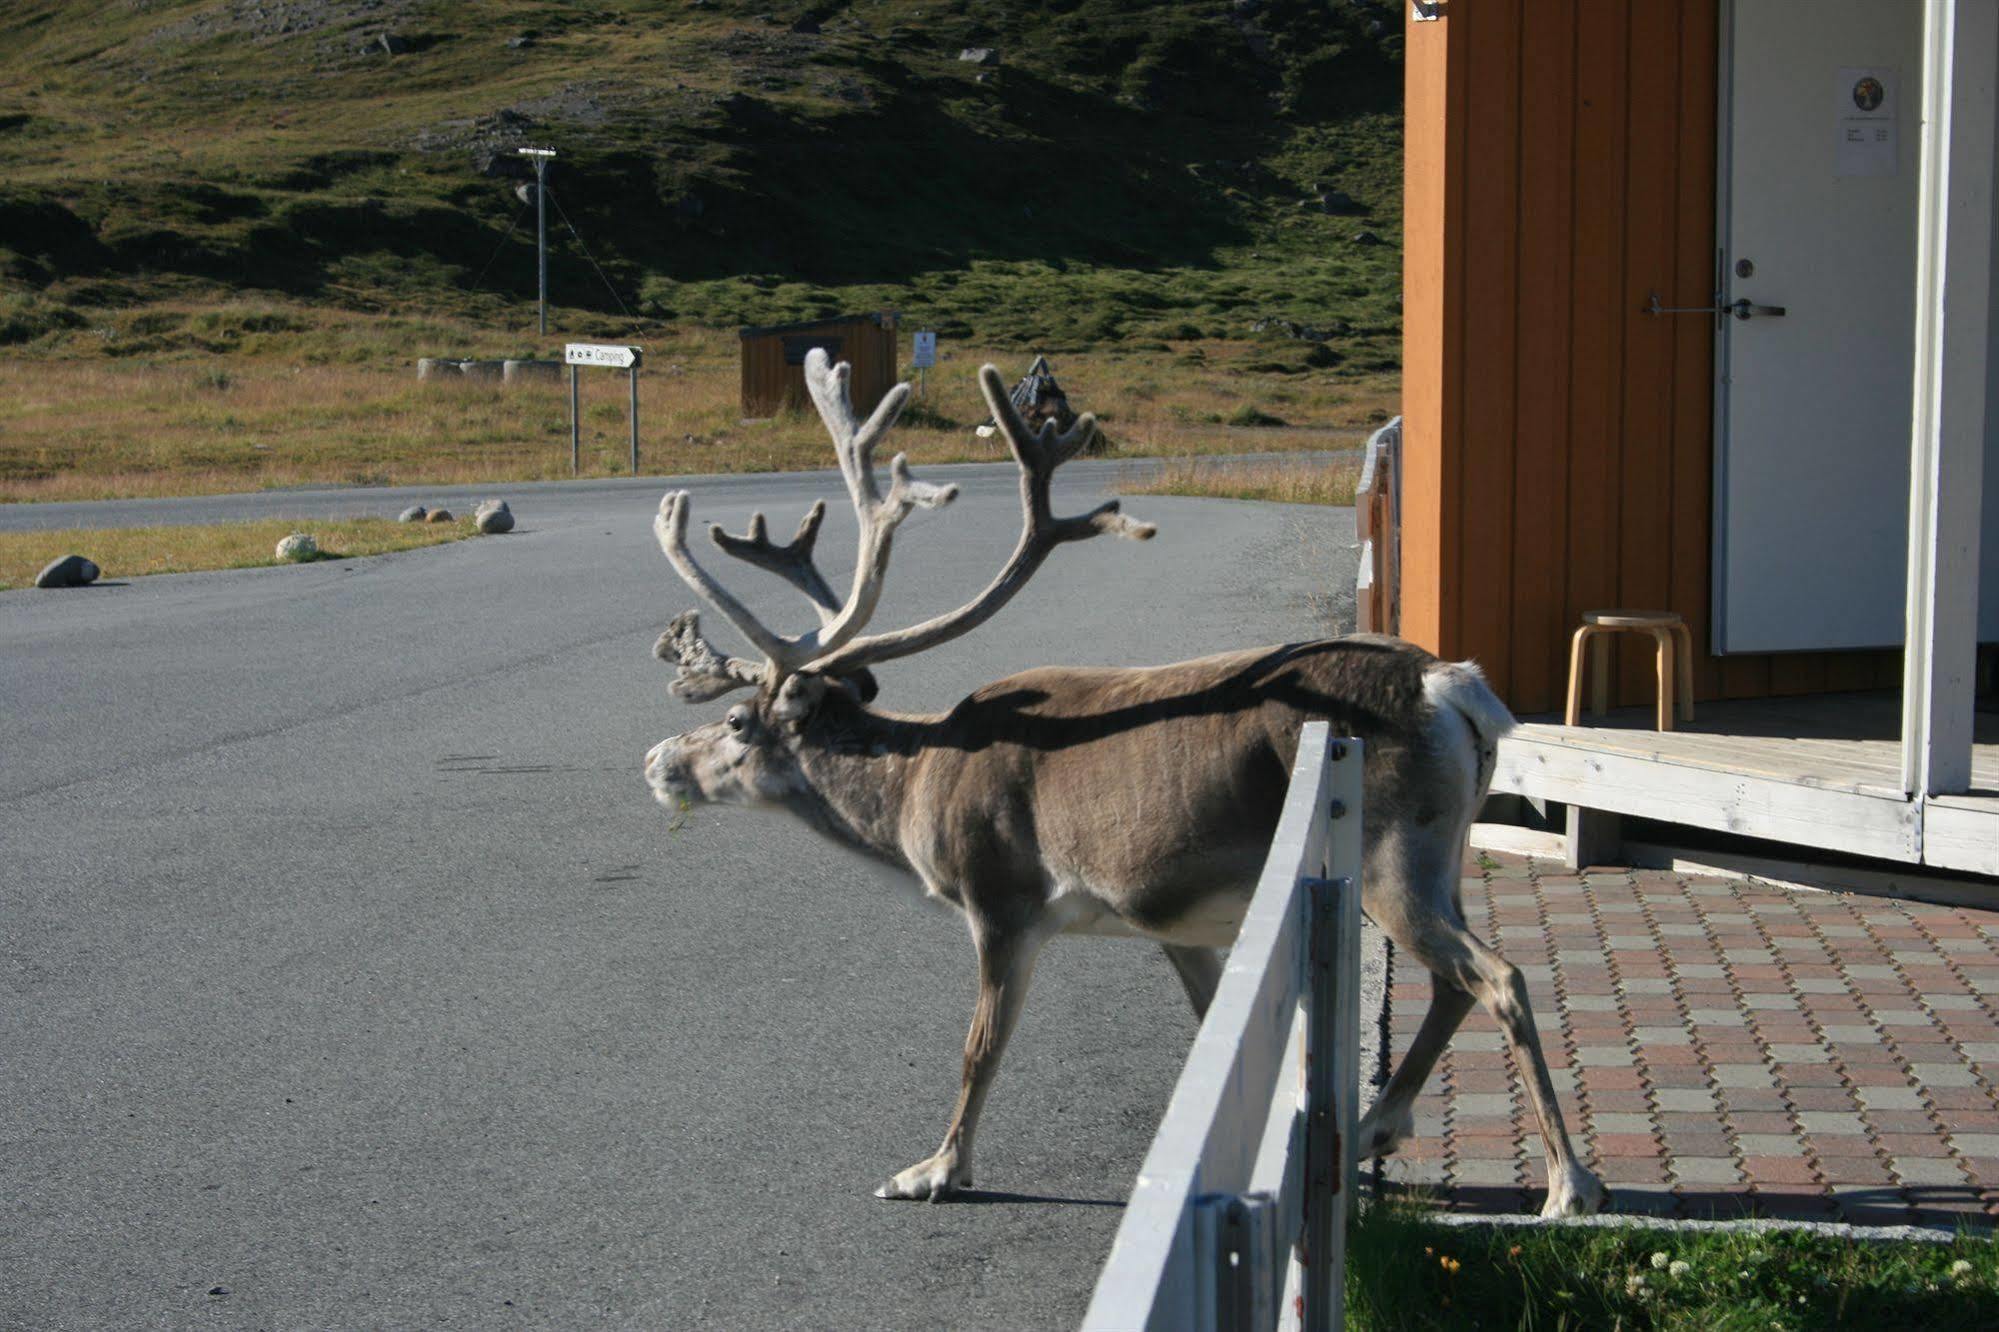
[643,350,1607,1217]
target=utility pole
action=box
[517,147,557,336]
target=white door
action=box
[1714,0,1923,653]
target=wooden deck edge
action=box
[1925,798,1999,876]
[1467,822,1569,860]
[1622,839,1998,909]
[1494,732,1922,864]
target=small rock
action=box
[398,505,427,523]
[208,1286,231,1298]
[426,508,455,523]
[1351,230,1383,246]
[275,533,318,563]
[34,554,99,589]
[1317,189,1362,214]
[473,499,515,535]
[958,47,999,65]
[505,34,535,49]
[1303,343,1343,369]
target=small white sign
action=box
[911,330,937,369]
[565,342,642,369]
[1834,66,1897,178]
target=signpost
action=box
[564,343,644,475]
[912,329,937,397]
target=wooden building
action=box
[739,312,898,417]
[1400,0,1996,878]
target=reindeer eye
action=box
[725,709,747,733]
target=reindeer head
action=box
[645,348,1154,819]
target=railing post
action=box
[1304,737,1363,1332]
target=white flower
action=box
[1669,1260,1691,1278]
[1651,1252,1670,1270]
[1950,1259,1974,1278]
[1626,1273,1647,1295]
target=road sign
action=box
[565,343,642,369]
[911,330,937,369]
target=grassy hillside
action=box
[0,0,1402,358]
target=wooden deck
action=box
[1494,691,1999,877]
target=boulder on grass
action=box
[35,554,99,588]
[427,508,455,523]
[473,499,514,534]
[275,533,318,563]
[398,504,427,522]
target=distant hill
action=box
[0,0,1402,354]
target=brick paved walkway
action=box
[1376,852,1999,1226]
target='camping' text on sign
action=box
[565,343,642,369]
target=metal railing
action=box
[1083,723,1364,1332]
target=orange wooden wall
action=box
[1400,0,1899,715]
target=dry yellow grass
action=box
[0,517,475,590]
[0,311,1394,502]
[1116,456,1362,507]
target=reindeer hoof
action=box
[1356,1104,1414,1160]
[1540,1166,1609,1218]
[874,1153,970,1202]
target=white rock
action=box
[473,499,514,534]
[275,533,318,562]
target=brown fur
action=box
[645,633,1608,1214]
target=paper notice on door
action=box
[1835,66,1897,176]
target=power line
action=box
[467,200,532,294]
[546,187,645,334]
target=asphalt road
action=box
[2,464,1358,1330]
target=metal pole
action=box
[535,157,548,337]
[629,365,639,475]
[569,363,579,476]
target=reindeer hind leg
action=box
[1160,943,1223,1020]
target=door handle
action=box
[1640,291,1786,323]
[1729,298,1785,320]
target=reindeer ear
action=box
[839,667,880,703]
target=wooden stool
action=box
[1564,610,1694,731]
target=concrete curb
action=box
[1393,1204,1973,1243]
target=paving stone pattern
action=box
[1375,852,1999,1226]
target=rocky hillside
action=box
[0,0,1402,351]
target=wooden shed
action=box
[739,312,898,417]
[1399,0,1997,877]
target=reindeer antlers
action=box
[711,501,841,624]
[654,350,1154,700]
[652,349,958,697]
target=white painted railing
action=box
[1355,416,1401,636]
[1083,723,1364,1332]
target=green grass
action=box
[0,516,476,588]
[0,2,1402,363]
[1347,1201,1999,1331]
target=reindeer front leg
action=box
[876,913,1050,1201]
